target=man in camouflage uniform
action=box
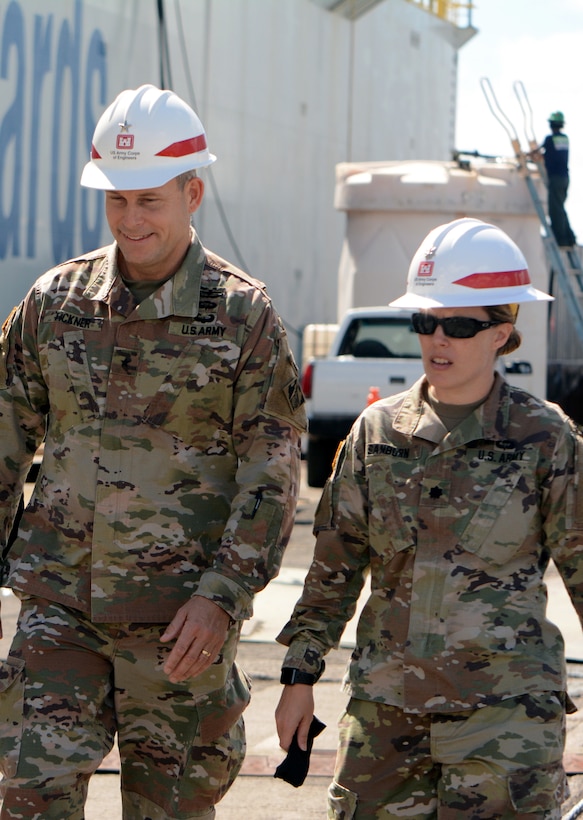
[276,218,583,819]
[0,84,306,819]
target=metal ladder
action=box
[480,78,583,350]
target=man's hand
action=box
[275,684,315,752]
[160,596,231,683]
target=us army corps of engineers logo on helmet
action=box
[116,120,135,151]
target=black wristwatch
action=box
[280,661,325,686]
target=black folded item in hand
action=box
[274,716,326,788]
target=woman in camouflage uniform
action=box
[276,218,583,819]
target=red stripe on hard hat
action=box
[155,135,207,158]
[91,145,101,159]
[452,269,530,289]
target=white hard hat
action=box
[390,218,553,308]
[80,84,216,191]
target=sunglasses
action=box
[411,313,502,339]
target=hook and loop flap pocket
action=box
[0,656,25,778]
[458,460,530,565]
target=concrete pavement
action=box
[3,466,583,817]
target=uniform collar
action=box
[394,372,511,446]
[83,228,206,319]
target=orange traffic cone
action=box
[367,386,381,406]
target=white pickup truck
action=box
[301,305,534,486]
[302,306,424,486]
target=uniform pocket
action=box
[195,662,251,744]
[141,337,236,445]
[224,494,284,577]
[0,657,25,778]
[458,457,536,565]
[45,330,100,431]
[366,459,416,561]
[327,780,358,819]
[508,760,568,813]
[173,664,250,812]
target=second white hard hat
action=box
[390,218,553,309]
[80,84,216,191]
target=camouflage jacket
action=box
[278,374,583,713]
[0,232,306,625]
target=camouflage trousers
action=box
[0,597,249,820]
[328,694,569,819]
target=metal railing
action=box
[406,0,474,28]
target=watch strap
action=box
[280,661,325,686]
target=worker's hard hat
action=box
[389,218,553,309]
[80,84,216,190]
[548,111,565,126]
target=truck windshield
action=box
[338,317,421,359]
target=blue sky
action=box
[455,0,583,238]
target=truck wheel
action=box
[307,438,338,487]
